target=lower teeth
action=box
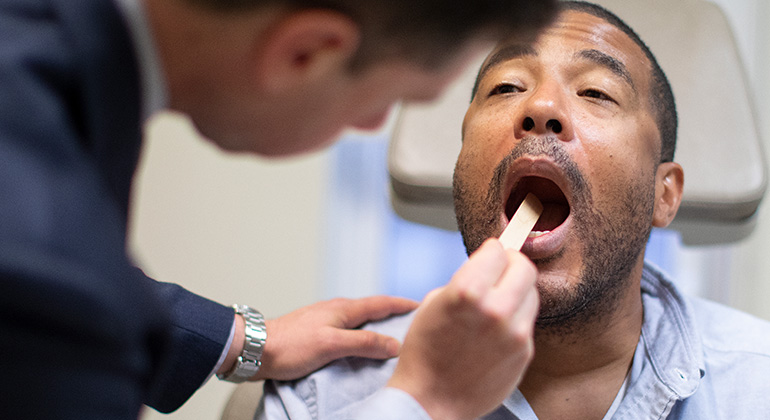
[528,230,550,238]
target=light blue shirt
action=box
[257,263,770,419]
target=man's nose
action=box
[514,83,571,140]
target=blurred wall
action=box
[130,112,332,420]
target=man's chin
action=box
[530,249,565,268]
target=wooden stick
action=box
[498,193,543,251]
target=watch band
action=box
[217,304,267,383]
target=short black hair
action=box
[471,1,677,162]
[184,0,558,70]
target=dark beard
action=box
[534,188,653,335]
[452,136,654,334]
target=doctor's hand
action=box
[233,296,418,381]
[386,239,539,420]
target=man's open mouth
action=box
[505,176,570,237]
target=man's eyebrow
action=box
[476,44,537,85]
[577,49,636,91]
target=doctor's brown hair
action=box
[184,0,558,70]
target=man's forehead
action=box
[476,10,646,85]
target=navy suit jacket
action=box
[0,0,234,416]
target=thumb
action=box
[421,286,445,306]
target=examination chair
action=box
[222,0,765,418]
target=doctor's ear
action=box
[253,10,361,94]
[652,162,684,228]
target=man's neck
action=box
[519,267,644,420]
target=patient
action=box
[257,2,770,418]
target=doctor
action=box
[0,0,557,418]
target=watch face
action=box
[237,357,260,377]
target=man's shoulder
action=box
[643,262,770,356]
[263,312,415,418]
[360,308,415,340]
[669,297,770,417]
[301,310,414,387]
[299,310,414,382]
[688,296,770,357]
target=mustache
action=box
[486,136,591,209]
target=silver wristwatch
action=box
[217,304,267,383]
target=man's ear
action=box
[254,10,360,94]
[652,161,684,228]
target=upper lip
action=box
[501,156,574,223]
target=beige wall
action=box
[130,113,331,420]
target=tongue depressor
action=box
[498,193,543,251]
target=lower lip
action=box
[519,216,571,259]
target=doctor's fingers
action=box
[449,239,509,302]
[331,295,419,328]
[505,284,539,337]
[479,250,538,320]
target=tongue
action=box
[533,203,569,231]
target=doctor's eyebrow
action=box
[577,49,636,92]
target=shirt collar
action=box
[498,262,705,419]
[112,0,169,122]
[638,262,705,396]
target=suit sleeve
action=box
[0,0,233,416]
[144,279,235,413]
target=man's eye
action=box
[580,89,613,102]
[489,84,522,96]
